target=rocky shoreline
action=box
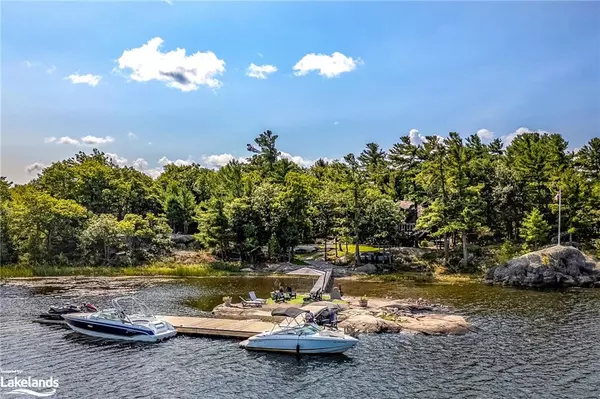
[213,296,472,336]
[485,246,600,288]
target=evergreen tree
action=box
[520,208,550,249]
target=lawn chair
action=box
[271,291,286,303]
[249,291,266,304]
[286,286,296,299]
[239,297,263,308]
[303,288,322,304]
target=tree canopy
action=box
[1,130,599,268]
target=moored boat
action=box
[63,296,176,343]
[239,307,358,354]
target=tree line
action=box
[0,131,598,269]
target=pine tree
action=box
[520,208,550,249]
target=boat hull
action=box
[63,315,176,343]
[240,335,358,354]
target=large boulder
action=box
[485,246,600,288]
[354,263,378,274]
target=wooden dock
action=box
[34,315,277,339]
[157,316,276,338]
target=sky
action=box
[1,1,599,183]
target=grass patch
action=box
[264,293,347,305]
[355,271,481,284]
[0,262,242,278]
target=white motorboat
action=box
[63,296,177,343]
[239,307,358,354]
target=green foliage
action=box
[8,185,88,264]
[2,130,599,271]
[520,208,551,249]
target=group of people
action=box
[271,285,296,302]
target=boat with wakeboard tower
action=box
[62,296,176,343]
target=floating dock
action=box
[157,316,275,338]
[34,315,276,339]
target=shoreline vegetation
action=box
[0,259,479,284]
[1,131,599,280]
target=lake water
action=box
[1,276,599,398]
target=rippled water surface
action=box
[1,276,599,398]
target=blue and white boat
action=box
[240,307,358,354]
[63,296,176,343]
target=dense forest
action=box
[1,131,599,271]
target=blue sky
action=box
[2,1,599,182]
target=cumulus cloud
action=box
[116,37,226,91]
[200,153,248,169]
[81,135,114,145]
[293,52,361,78]
[65,73,102,87]
[246,63,278,79]
[501,127,550,146]
[106,153,129,167]
[25,162,46,174]
[127,132,138,140]
[279,152,318,168]
[476,129,495,143]
[56,136,80,145]
[132,158,149,170]
[408,129,425,146]
[45,135,114,146]
[157,156,193,166]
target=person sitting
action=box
[305,311,315,324]
[286,286,296,298]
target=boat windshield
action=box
[297,324,321,335]
[92,308,124,321]
[112,297,154,318]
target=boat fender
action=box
[296,343,300,355]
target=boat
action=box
[239,307,358,354]
[39,303,98,321]
[62,296,177,343]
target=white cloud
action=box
[132,158,149,170]
[157,156,193,166]
[163,0,173,4]
[45,135,114,146]
[116,37,225,91]
[56,136,80,145]
[408,129,425,146]
[293,52,361,78]
[200,153,248,169]
[279,151,317,168]
[65,73,102,87]
[81,135,114,145]
[501,127,550,146]
[25,162,46,174]
[246,63,278,79]
[257,52,263,58]
[106,153,129,167]
[476,128,495,143]
[145,168,164,179]
[334,121,339,125]
[46,65,57,74]
[24,60,39,68]
[127,132,138,140]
